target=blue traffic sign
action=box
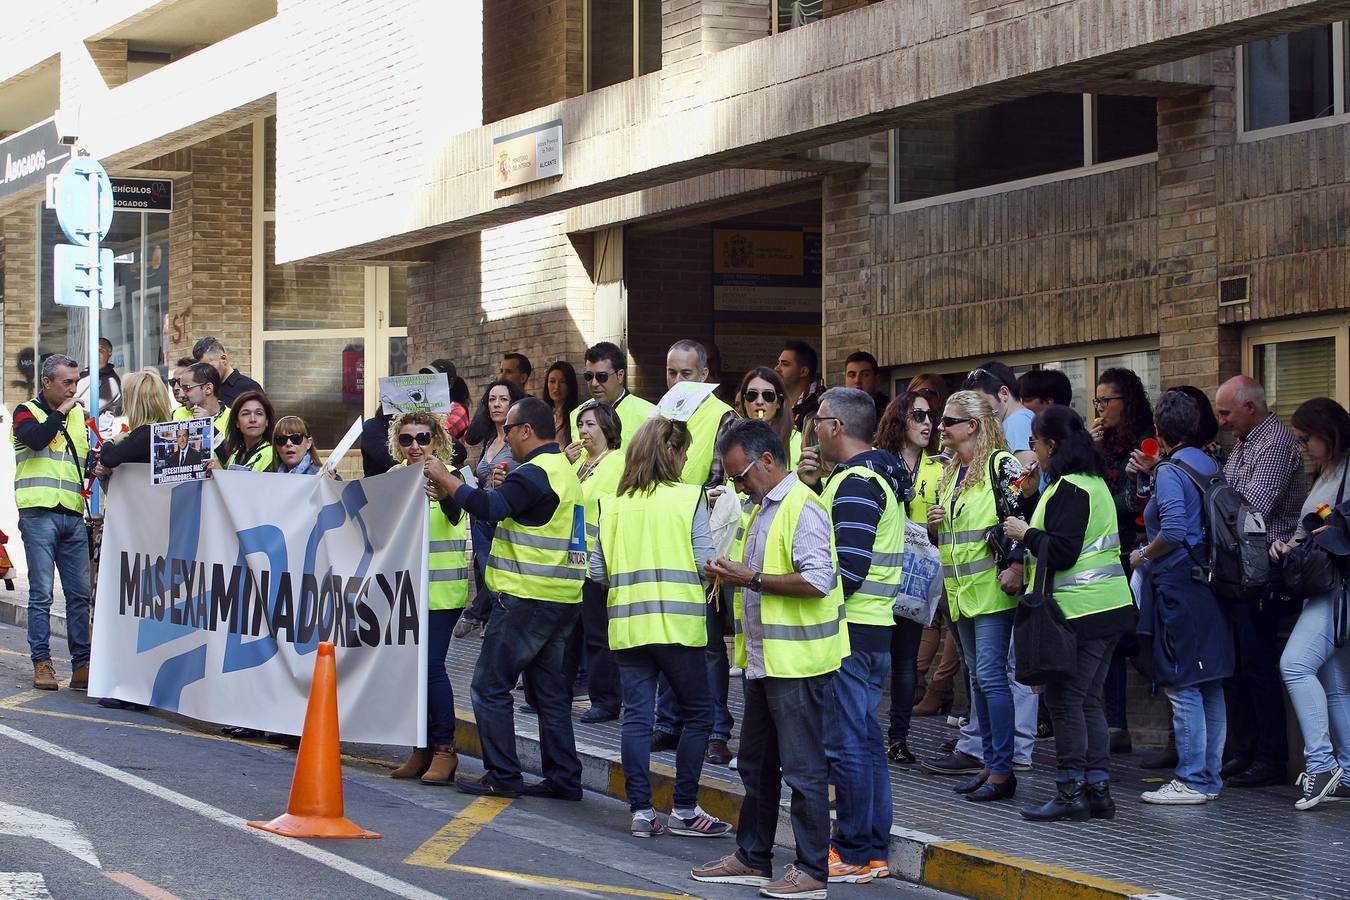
[53,244,114,309]
[55,156,112,246]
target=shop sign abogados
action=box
[492,119,563,191]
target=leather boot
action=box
[1086,782,1116,820]
[33,661,58,691]
[68,665,89,691]
[911,689,950,718]
[1020,781,1090,822]
[391,747,431,779]
[421,744,459,785]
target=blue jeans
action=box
[1280,592,1350,775]
[18,510,91,669]
[470,593,582,793]
[654,603,733,742]
[1166,679,1226,795]
[615,643,712,811]
[735,674,832,884]
[956,627,1038,765]
[826,628,892,866]
[953,610,1016,776]
[427,608,462,746]
[886,617,923,743]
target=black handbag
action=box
[1013,560,1078,685]
[982,453,1018,570]
[1282,466,1350,598]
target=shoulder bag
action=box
[1013,557,1078,685]
[1282,464,1350,599]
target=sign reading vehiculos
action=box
[493,119,563,190]
[88,463,431,745]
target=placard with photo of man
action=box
[152,418,214,484]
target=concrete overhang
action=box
[280,0,1350,265]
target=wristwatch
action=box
[749,572,763,593]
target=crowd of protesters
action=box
[11,330,1350,900]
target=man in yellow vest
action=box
[11,354,92,691]
[425,397,586,800]
[178,362,232,449]
[565,342,654,461]
[694,419,844,900]
[652,339,738,763]
[798,388,907,885]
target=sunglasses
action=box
[582,371,612,383]
[274,433,310,446]
[909,409,933,425]
[503,421,528,436]
[398,432,433,447]
[743,389,778,404]
[941,416,974,428]
[730,458,758,484]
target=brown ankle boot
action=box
[33,661,58,691]
[421,744,458,785]
[68,665,89,691]
[391,747,431,779]
[912,690,949,718]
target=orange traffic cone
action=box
[248,642,381,839]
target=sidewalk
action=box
[8,586,1346,900]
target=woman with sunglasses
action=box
[1001,406,1134,821]
[386,411,468,786]
[929,390,1025,802]
[1271,398,1350,809]
[573,400,626,723]
[271,416,324,474]
[874,388,949,762]
[736,367,801,469]
[214,390,275,472]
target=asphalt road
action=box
[0,623,957,900]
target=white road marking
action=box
[0,873,53,900]
[0,801,101,867]
[0,723,443,900]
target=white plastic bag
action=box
[894,517,942,625]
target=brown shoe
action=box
[68,665,89,691]
[911,691,949,718]
[33,661,58,691]
[759,864,826,899]
[390,747,431,779]
[421,744,459,785]
[690,854,771,886]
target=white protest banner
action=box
[88,463,429,745]
[378,373,451,415]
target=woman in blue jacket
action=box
[1132,390,1233,805]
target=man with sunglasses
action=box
[692,420,843,899]
[570,341,654,452]
[169,357,195,421]
[424,396,586,801]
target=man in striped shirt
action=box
[798,387,910,885]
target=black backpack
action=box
[1159,458,1270,604]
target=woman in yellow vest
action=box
[874,387,949,763]
[213,390,275,472]
[574,399,626,723]
[736,367,802,469]
[591,416,732,839]
[387,411,469,785]
[929,390,1026,803]
[1001,405,1134,822]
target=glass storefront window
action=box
[389,267,408,329]
[1252,336,1337,421]
[36,203,172,392]
[587,0,661,90]
[1097,350,1160,404]
[263,337,366,448]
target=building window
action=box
[892,93,1158,207]
[774,0,823,33]
[34,200,172,398]
[1252,336,1338,420]
[586,0,661,91]
[1242,24,1335,132]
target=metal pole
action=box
[86,163,101,519]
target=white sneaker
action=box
[1141,779,1211,805]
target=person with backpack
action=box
[1133,390,1234,805]
[1215,374,1303,788]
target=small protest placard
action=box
[378,374,451,415]
[151,418,214,484]
[656,381,719,422]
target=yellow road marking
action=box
[403,796,512,866]
[437,863,695,899]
